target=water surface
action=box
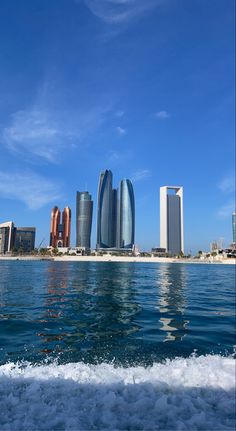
[0,261,235,365]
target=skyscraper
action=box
[97,170,113,248]
[117,179,135,249]
[76,192,93,248]
[62,207,71,247]
[232,212,236,244]
[50,206,60,248]
[50,206,71,248]
[111,188,118,247]
[160,186,184,255]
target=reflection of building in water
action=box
[37,263,70,352]
[44,263,69,317]
[157,264,189,342]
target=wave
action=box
[0,354,235,430]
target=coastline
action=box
[0,255,235,264]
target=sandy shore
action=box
[0,255,235,264]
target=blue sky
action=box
[0,0,235,252]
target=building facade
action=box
[0,222,36,254]
[160,186,184,255]
[117,179,135,249]
[14,227,36,253]
[97,170,135,250]
[0,221,15,254]
[50,206,71,248]
[232,212,236,244]
[62,207,71,247]
[76,192,93,248]
[50,206,60,248]
[97,170,113,248]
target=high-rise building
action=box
[111,188,118,247]
[96,170,135,250]
[62,207,71,247]
[160,186,184,255]
[50,206,71,248]
[14,227,36,253]
[97,170,113,248]
[117,179,135,249]
[232,212,236,244]
[50,206,60,248]
[76,192,93,248]
[0,221,15,254]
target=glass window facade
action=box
[76,192,93,248]
[118,179,135,249]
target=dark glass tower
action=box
[97,170,113,248]
[232,212,236,244]
[118,179,135,249]
[76,192,93,248]
[111,188,118,247]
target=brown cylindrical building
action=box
[62,207,71,247]
[50,206,60,247]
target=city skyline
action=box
[0,0,234,252]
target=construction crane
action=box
[37,238,46,252]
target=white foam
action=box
[0,355,235,430]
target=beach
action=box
[0,255,235,264]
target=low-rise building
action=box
[0,221,15,254]
[14,227,36,253]
[0,221,36,254]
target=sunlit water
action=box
[0,261,235,430]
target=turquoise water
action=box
[0,261,235,365]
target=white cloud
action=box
[217,200,235,219]
[2,103,111,163]
[2,109,64,162]
[83,0,161,24]
[131,169,151,182]
[108,151,120,162]
[116,126,126,135]
[218,174,235,194]
[0,171,62,210]
[155,110,170,120]
[217,173,235,218]
[115,110,125,117]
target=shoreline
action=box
[0,255,235,264]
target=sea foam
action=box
[0,355,235,430]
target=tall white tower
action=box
[160,186,184,255]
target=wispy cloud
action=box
[83,0,161,24]
[1,83,112,163]
[116,126,126,135]
[108,151,120,162]
[131,169,151,182]
[218,174,235,194]
[217,200,235,219]
[0,171,62,210]
[107,148,132,165]
[155,110,170,120]
[115,110,125,117]
[217,173,235,218]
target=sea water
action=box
[0,261,235,430]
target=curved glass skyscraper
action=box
[76,192,93,248]
[97,170,113,248]
[118,179,135,249]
